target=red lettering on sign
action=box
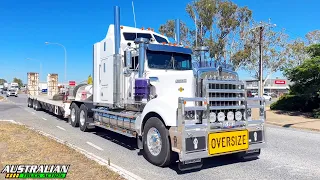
[275,80,286,84]
[69,81,76,86]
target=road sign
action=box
[69,81,76,86]
[275,80,286,84]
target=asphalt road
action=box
[1,94,320,180]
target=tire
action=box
[142,117,172,167]
[28,99,33,108]
[79,104,90,132]
[69,103,80,127]
[33,100,41,111]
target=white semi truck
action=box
[27,6,266,171]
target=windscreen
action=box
[146,50,192,70]
[123,33,152,41]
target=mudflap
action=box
[178,158,203,171]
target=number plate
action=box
[222,121,235,128]
[208,130,249,155]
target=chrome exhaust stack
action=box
[175,19,180,45]
[113,6,122,108]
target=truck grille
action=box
[204,79,246,122]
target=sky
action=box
[0,0,319,83]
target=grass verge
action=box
[0,122,124,180]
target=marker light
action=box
[227,111,234,121]
[217,112,225,122]
[209,112,216,123]
[235,111,242,121]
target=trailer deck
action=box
[28,94,70,118]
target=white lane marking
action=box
[56,126,66,131]
[24,108,29,111]
[31,112,35,115]
[86,142,104,151]
[42,117,47,121]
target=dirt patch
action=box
[0,122,124,180]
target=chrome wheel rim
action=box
[79,110,85,126]
[147,127,162,156]
[71,108,76,122]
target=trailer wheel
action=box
[69,103,80,127]
[79,104,90,132]
[142,117,172,167]
[34,100,41,111]
[27,98,32,107]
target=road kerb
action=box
[0,119,144,180]
[266,121,320,132]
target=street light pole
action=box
[258,26,264,97]
[45,42,67,83]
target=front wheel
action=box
[143,117,172,167]
[69,103,80,127]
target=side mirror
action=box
[125,50,132,68]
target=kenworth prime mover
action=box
[27,6,266,171]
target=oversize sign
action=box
[208,130,249,155]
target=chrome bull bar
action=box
[169,80,266,162]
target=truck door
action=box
[100,57,113,102]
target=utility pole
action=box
[258,26,264,97]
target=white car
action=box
[254,93,272,101]
[262,93,272,101]
[6,89,18,97]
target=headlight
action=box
[209,112,216,123]
[184,111,195,120]
[217,112,225,122]
[235,111,242,121]
[227,111,234,121]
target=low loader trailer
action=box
[27,6,266,171]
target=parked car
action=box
[254,93,272,101]
[262,93,272,101]
[0,88,3,94]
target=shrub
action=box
[270,94,320,112]
[313,108,320,118]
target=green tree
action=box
[283,38,309,69]
[284,43,320,96]
[232,21,289,84]
[13,78,23,87]
[159,20,190,45]
[159,0,252,62]
[0,79,7,85]
[305,30,320,45]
